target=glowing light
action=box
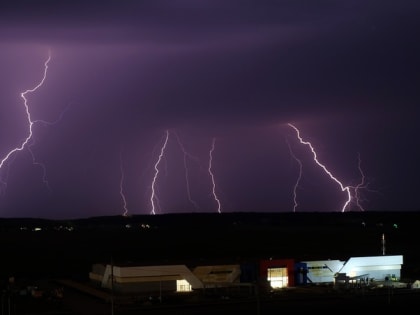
[150,130,169,215]
[174,132,200,211]
[288,123,352,212]
[0,52,51,170]
[119,149,129,217]
[209,137,221,213]
[286,139,302,212]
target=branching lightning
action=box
[288,123,355,212]
[25,104,71,194]
[0,51,51,192]
[349,152,368,211]
[150,130,169,215]
[208,137,221,213]
[286,139,302,212]
[119,149,129,217]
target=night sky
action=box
[0,1,419,219]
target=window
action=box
[176,279,192,292]
[267,267,288,289]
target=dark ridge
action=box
[2,210,419,230]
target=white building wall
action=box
[301,260,345,284]
[337,255,403,281]
[98,264,204,290]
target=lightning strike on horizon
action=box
[150,130,169,215]
[173,132,200,211]
[0,52,51,173]
[119,150,129,217]
[349,152,368,211]
[288,123,353,212]
[209,137,221,213]
[286,139,302,212]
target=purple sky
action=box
[0,1,419,219]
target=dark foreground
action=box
[6,283,420,314]
[1,211,420,314]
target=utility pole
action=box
[381,233,386,255]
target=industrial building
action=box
[296,255,403,286]
[89,255,403,296]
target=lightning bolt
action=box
[209,137,221,213]
[27,104,71,192]
[0,51,51,191]
[150,130,169,215]
[25,104,71,194]
[350,152,368,211]
[173,131,201,211]
[0,155,16,195]
[28,140,51,193]
[286,138,302,212]
[119,149,129,217]
[288,123,353,212]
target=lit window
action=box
[267,267,288,289]
[176,279,192,292]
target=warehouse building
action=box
[89,255,403,295]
